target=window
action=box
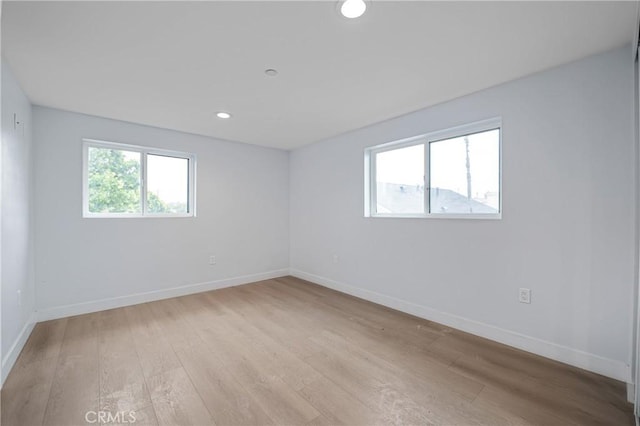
[83,139,196,217]
[365,118,501,219]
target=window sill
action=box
[83,214,195,219]
[366,213,501,220]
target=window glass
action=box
[375,144,424,214]
[87,147,141,214]
[429,129,500,214]
[147,154,189,214]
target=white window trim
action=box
[82,139,196,218]
[365,117,502,219]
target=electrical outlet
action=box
[209,255,216,265]
[332,254,339,263]
[519,288,531,304]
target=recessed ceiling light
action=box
[265,69,278,77]
[216,112,231,119]
[341,0,367,19]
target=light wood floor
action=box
[1,276,633,426]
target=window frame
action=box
[82,139,196,218]
[365,117,502,219]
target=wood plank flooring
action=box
[1,276,634,425]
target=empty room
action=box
[1,0,640,425]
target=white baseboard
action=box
[2,311,38,386]
[37,269,289,322]
[290,269,632,383]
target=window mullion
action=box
[424,141,430,215]
[82,143,89,217]
[371,152,377,215]
[141,151,147,216]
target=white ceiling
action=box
[2,1,637,150]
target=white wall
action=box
[33,107,289,318]
[290,46,636,382]
[1,59,36,383]
[634,47,640,412]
